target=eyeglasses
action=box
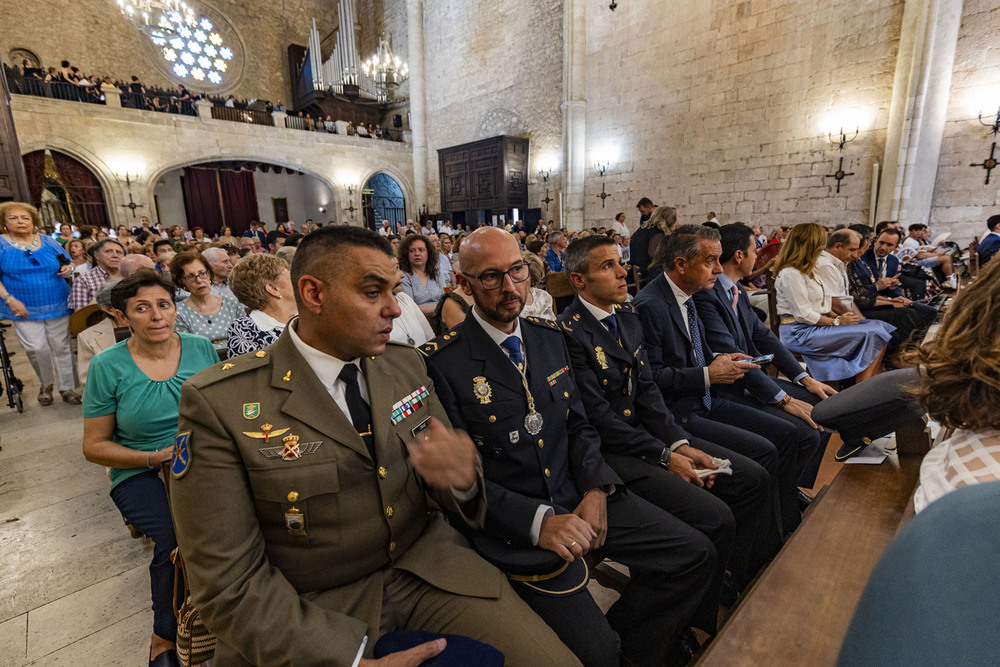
[182,270,211,283]
[464,262,530,290]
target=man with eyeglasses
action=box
[422,227,715,667]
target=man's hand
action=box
[802,376,837,399]
[891,296,912,307]
[406,418,476,491]
[538,513,597,562]
[781,397,821,430]
[707,355,757,385]
[572,489,608,550]
[876,272,901,290]
[359,639,447,666]
[672,445,719,488]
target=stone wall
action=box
[930,0,1000,245]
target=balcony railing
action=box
[210,106,275,127]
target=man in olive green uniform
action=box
[168,227,579,667]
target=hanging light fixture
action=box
[361,34,409,100]
[116,0,194,37]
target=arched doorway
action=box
[362,173,405,231]
[22,150,109,230]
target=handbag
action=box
[172,547,217,666]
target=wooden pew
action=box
[696,431,931,666]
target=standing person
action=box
[0,201,80,405]
[170,251,244,353]
[168,226,579,666]
[398,234,445,315]
[66,238,91,275]
[56,223,74,246]
[611,212,629,237]
[83,270,218,667]
[68,238,125,310]
[422,228,716,667]
[225,253,297,356]
[629,204,675,285]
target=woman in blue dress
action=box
[774,223,894,383]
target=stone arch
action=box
[477,108,529,140]
[362,172,407,231]
[18,138,118,208]
[20,145,115,230]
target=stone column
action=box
[272,110,288,129]
[877,0,963,225]
[407,0,429,215]
[195,98,213,121]
[561,0,586,230]
[102,86,123,108]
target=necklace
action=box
[4,233,39,251]
[510,357,544,435]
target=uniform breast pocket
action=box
[463,398,521,459]
[246,460,340,547]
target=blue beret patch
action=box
[172,432,192,478]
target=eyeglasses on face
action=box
[464,262,530,290]
[182,270,211,283]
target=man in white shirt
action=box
[815,229,864,318]
[377,220,392,236]
[901,223,957,289]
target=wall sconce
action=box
[594,161,611,208]
[978,107,1000,137]
[971,108,1000,185]
[825,127,858,194]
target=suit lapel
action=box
[270,331,372,461]
[464,315,525,394]
[569,298,631,363]
[660,277,692,344]
[363,356,406,459]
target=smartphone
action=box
[738,354,774,365]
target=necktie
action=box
[730,284,740,312]
[603,314,619,343]
[338,364,376,460]
[500,336,524,370]
[684,299,713,411]
[877,258,885,278]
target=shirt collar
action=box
[664,272,693,307]
[715,273,736,292]
[821,250,845,270]
[249,309,285,332]
[288,318,361,389]
[578,294,615,322]
[471,307,523,350]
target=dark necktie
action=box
[603,314,619,343]
[877,258,885,278]
[338,364,376,460]
[684,299,713,411]
[500,336,524,371]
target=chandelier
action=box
[361,35,409,95]
[116,0,193,36]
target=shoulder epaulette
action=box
[419,330,460,357]
[523,316,559,330]
[557,316,576,334]
[614,301,635,314]
[188,349,270,388]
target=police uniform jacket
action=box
[693,280,803,405]
[169,329,503,666]
[422,314,620,548]
[557,296,688,462]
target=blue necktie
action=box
[685,299,712,411]
[500,336,524,370]
[603,314,619,343]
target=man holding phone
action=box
[693,224,836,510]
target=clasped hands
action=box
[538,488,607,562]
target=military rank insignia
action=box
[258,437,323,461]
[242,403,261,420]
[473,376,493,404]
[547,366,569,386]
[172,432,191,479]
[390,386,430,425]
[595,347,609,370]
[243,423,290,443]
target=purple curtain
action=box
[50,151,109,229]
[22,151,45,207]
[182,167,224,237]
[219,170,258,237]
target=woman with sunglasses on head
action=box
[170,251,244,354]
[0,201,80,405]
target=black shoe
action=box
[149,649,179,667]
[834,438,870,462]
[664,629,700,667]
[797,490,814,512]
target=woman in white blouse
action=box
[773,223,893,382]
[911,257,1000,512]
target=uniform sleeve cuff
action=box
[530,504,555,546]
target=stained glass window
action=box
[152,10,234,85]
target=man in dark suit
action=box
[169,228,578,666]
[977,214,1000,265]
[423,228,715,667]
[694,224,834,509]
[558,235,774,602]
[633,224,805,538]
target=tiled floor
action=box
[0,333,153,667]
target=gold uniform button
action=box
[623,409,632,417]
[640,360,645,366]
[255,351,266,358]
[537,439,544,448]
[544,468,551,477]
[489,415,496,423]
[287,491,299,502]
[385,505,394,518]
[389,541,397,552]
[563,391,569,398]
[602,379,608,385]
[378,466,388,479]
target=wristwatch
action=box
[832,316,841,326]
[659,446,671,469]
[777,394,793,409]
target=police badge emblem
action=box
[473,376,493,405]
[595,346,609,370]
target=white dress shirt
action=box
[774,267,829,325]
[288,319,368,414]
[664,272,711,388]
[815,251,853,310]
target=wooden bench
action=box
[696,426,931,666]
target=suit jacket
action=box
[850,246,904,301]
[77,317,116,386]
[170,329,502,666]
[632,273,713,418]
[978,234,1000,265]
[693,280,801,405]
[422,314,620,547]
[558,296,688,461]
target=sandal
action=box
[38,385,53,406]
[60,389,82,405]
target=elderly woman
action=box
[171,251,245,353]
[83,269,217,667]
[774,223,894,383]
[520,251,555,320]
[226,254,297,356]
[0,201,80,405]
[398,233,445,314]
[630,205,677,282]
[911,257,1000,512]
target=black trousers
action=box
[812,368,924,443]
[862,305,934,350]
[514,492,716,667]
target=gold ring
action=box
[569,541,577,549]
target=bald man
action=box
[119,253,155,278]
[202,247,237,301]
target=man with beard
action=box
[422,228,716,667]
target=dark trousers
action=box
[863,304,935,350]
[515,492,715,667]
[110,470,178,642]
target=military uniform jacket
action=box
[422,314,620,548]
[558,296,688,461]
[169,330,503,666]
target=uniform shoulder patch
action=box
[187,353,269,389]
[614,302,635,314]
[419,331,458,357]
[523,316,559,330]
[172,432,192,478]
[557,317,576,334]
